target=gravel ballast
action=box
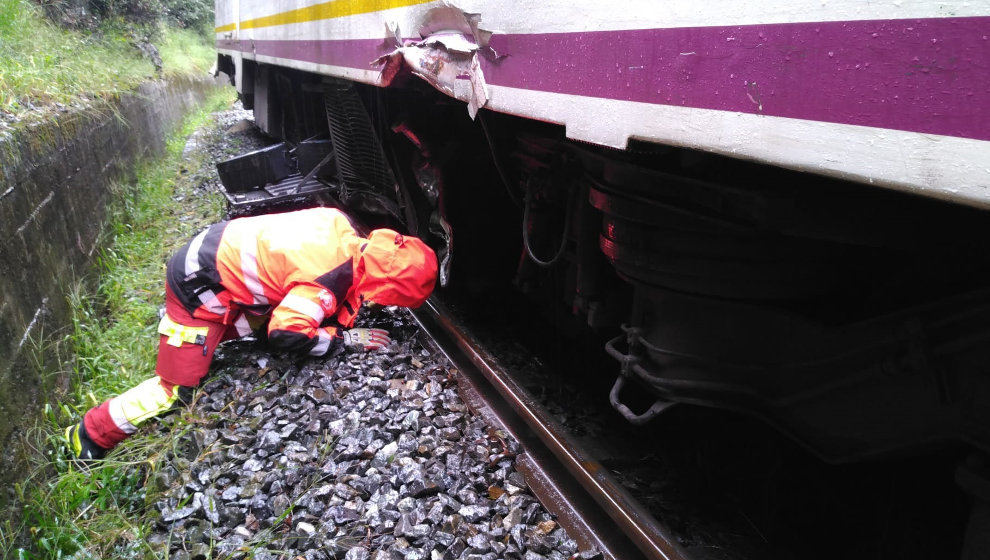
[147,306,598,560]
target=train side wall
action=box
[214,0,990,207]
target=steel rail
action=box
[412,297,688,560]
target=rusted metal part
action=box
[411,298,688,560]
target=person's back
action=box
[66,207,437,462]
[214,208,362,310]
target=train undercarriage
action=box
[217,58,990,553]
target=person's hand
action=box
[341,328,391,350]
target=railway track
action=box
[412,298,688,560]
[138,111,971,560]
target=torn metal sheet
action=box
[417,5,492,49]
[375,6,495,119]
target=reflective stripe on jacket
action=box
[167,208,365,356]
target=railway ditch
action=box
[0,75,225,515]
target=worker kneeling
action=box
[65,207,438,461]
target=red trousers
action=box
[83,285,241,449]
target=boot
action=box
[64,421,108,461]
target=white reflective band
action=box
[108,399,138,434]
[184,229,207,277]
[185,229,224,310]
[240,242,269,306]
[109,377,178,433]
[310,329,332,356]
[200,292,226,315]
[281,293,325,324]
[234,314,253,337]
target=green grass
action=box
[0,1,229,555]
[2,88,233,560]
[0,0,215,114]
[159,25,217,77]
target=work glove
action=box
[341,328,391,351]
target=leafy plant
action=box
[0,0,20,32]
[163,0,211,28]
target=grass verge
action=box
[0,0,214,115]
[1,87,233,560]
[159,26,217,78]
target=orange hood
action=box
[355,229,438,307]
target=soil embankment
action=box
[0,75,224,510]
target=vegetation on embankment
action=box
[0,0,232,555]
[0,88,233,559]
[0,0,215,120]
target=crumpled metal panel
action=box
[375,6,495,119]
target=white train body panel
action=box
[215,0,990,206]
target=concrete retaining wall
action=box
[0,75,225,508]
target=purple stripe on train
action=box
[219,16,990,141]
[217,37,387,69]
[484,17,990,141]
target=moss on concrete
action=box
[0,75,226,520]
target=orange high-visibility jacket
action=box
[166,207,438,356]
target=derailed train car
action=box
[214,0,990,522]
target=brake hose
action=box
[522,177,574,268]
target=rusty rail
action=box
[412,297,689,560]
